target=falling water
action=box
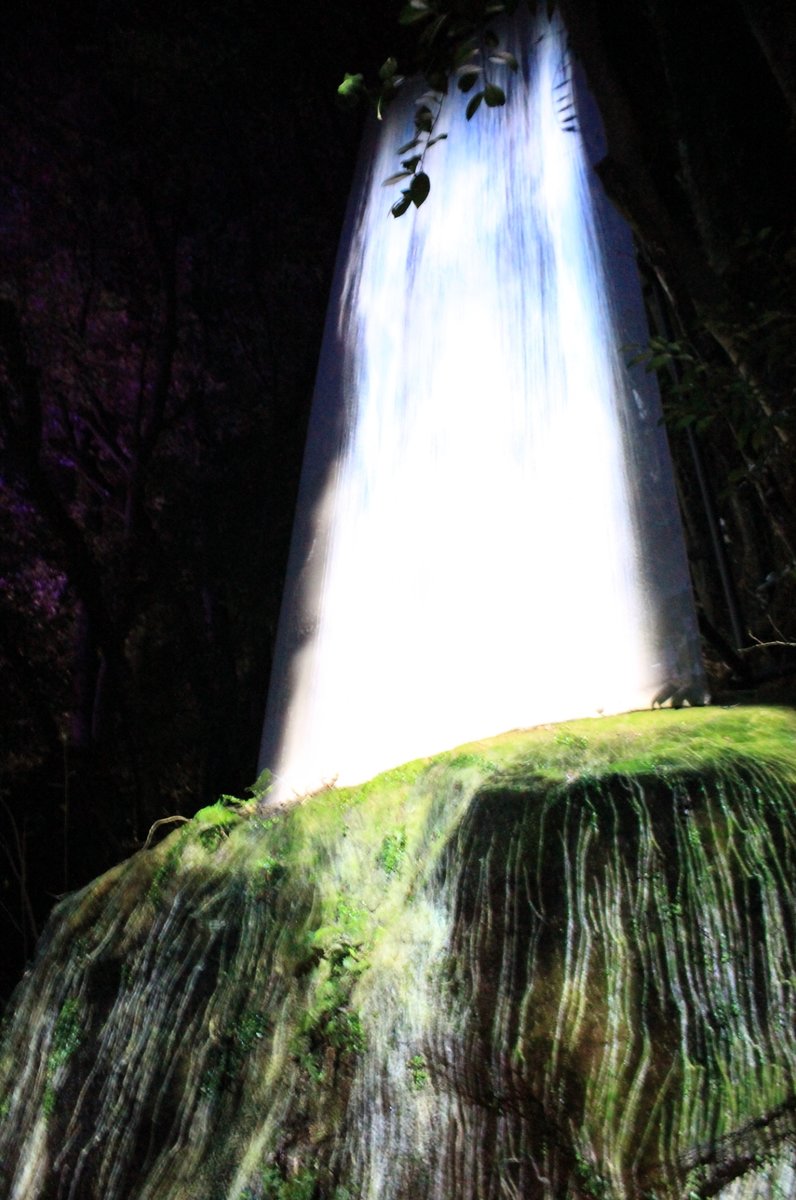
[259,14,704,803]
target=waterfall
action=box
[259,13,705,805]
[2,17,794,1200]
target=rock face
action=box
[1,707,795,1200]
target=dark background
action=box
[1,0,794,1002]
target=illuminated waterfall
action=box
[260,15,705,803]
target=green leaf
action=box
[399,1,432,23]
[338,72,363,95]
[396,138,420,154]
[379,56,398,81]
[382,170,414,186]
[391,193,413,218]
[488,50,519,70]
[483,28,499,47]
[426,133,448,146]
[401,155,422,172]
[425,70,449,94]
[453,39,480,66]
[466,91,484,120]
[484,82,506,107]
[414,105,434,133]
[458,69,482,93]
[337,72,364,109]
[410,172,431,207]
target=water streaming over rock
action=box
[2,708,795,1198]
[259,14,705,804]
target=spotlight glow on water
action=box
[260,16,704,802]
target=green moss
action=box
[297,897,370,1076]
[147,826,190,905]
[464,705,796,788]
[200,1009,272,1100]
[147,801,247,902]
[193,801,243,850]
[377,827,407,876]
[51,997,81,1053]
[574,1149,612,1200]
[257,1164,317,1200]
[407,1054,429,1091]
[42,997,83,1116]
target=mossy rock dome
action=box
[1,706,795,1199]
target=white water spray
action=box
[260,16,704,802]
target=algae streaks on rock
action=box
[1,707,795,1199]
